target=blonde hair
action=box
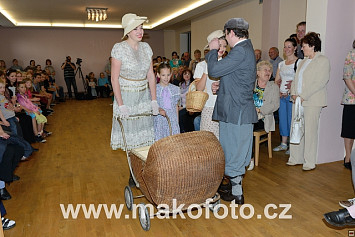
[256,60,273,74]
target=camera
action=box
[76,58,82,66]
[66,56,70,62]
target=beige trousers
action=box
[288,106,322,169]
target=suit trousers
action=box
[219,121,253,177]
[289,106,322,169]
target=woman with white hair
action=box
[110,13,159,151]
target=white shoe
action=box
[2,217,16,230]
[247,160,254,171]
[339,198,355,208]
[273,143,288,152]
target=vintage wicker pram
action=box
[117,114,225,231]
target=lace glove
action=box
[118,105,130,119]
[151,100,159,115]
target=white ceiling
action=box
[0,0,240,30]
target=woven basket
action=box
[186,80,209,112]
[133,131,225,209]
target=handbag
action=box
[290,96,304,144]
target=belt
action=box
[120,75,146,81]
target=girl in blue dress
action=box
[154,63,180,141]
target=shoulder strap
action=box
[294,58,299,72]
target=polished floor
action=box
[2,98,353,237]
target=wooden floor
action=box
[2,98,353,237]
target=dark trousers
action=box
[64,77,78,98]
[0,144,23,182]
[0,200,6,216]
[97,86,110,98]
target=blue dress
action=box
[154,83,180,141]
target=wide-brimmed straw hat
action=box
[205,30,225,49]
[122,13,148,37]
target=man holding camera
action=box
[61,56,77,99]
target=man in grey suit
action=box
[206,18,257,204]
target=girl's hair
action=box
[23,78,34,92]
[46,59,52,65]
[157,62,171,74]
[6,68,17,87]
[6,68,17,77]
[16,80,26,90]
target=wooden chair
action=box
[253,129,272,166]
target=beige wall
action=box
[0,27,164,92]
[164,25,191,60]
[191,0,263,56]
[278,0,307,57]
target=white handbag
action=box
[290,97,304,144]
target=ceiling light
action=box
[86,7,108,22]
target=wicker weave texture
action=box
[186,81,209,112]
[140,131,224,208]
[129,152,153,203]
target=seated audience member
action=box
[5,69,17,105]
[45,68,65,103]
[254,49,262,64]
[268,47,283,80]
[10,59,23,71]
[44,59,56,81]
[16,81,48,143]
[0,60,6,72]
[202,46,210,61]
[171,67,180,86]
[25,60,36,72]
[1,200,16,230]
[15,71,24,83]
[0,127,23,200]
[178,69,199,133]
[247,61,280,171]
[85,72,97,98]
[97,72,111,98]
[182,52,191,68]
[189,49,202,75]
[32,73,53,115]
[0,80,20,136]
[170,51,182,68]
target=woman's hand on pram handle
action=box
[151,100,159,115]
[118,105,130,119]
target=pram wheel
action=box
[138,203,150,231]
[124,186,134,211]
[209,199,221,213]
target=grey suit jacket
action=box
[206,39,258,125]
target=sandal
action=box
[2,217,16,230]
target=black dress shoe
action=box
[344,158,352,170]
[324,208,355,227]
[220,190,244,204]
[218,176,232,195]
[0,188,11,200]
[13,175,20,181]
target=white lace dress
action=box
[110,41,154,151]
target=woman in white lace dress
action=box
[110,13,159,151]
